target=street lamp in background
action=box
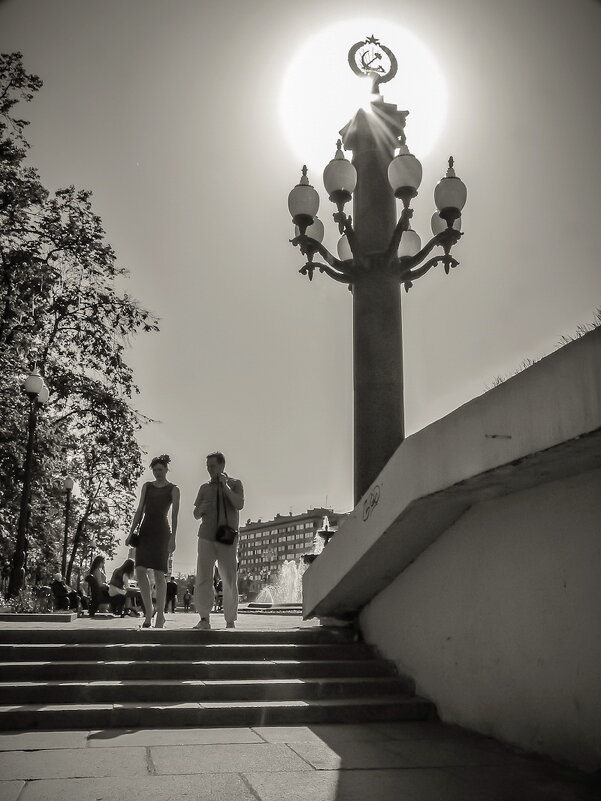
[61,475,74,578]
[287,35,467,503]
[7,369,50,598]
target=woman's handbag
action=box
[127,529,140,547]
[215,481,238,545]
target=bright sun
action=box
[279,18,448,176]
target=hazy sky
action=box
[2,0,600,575]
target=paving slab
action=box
[87,726,263,746]
[16,773,257,801]
[367,720,481,740]
[303,722,385,742]
[384,737,517,767]
[149,742,313,774]
[0,730,90,750]
[287,739,411,770]
[253,723,386,744]
[243,767,482,801]
[0,724,596,800]
[443,764,601,801]
[0,780,25,801]
[0,745,148,780]
[252,725,332,743]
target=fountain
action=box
[302,515,331,565]
[245,516,334,614]
[255,559,306,606]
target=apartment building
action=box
[237,507,348,583]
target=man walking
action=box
[165,576,178,613]
[193,451,244,630]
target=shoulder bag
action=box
[215,481,238,545]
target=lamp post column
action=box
[341,102,408,503]
[289,41,467,509]
[7,396,39,598]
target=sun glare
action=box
[280,18,448,175]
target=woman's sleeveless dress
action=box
[135,483,174,573]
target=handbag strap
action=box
[215,478,227,526]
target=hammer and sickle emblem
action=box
[362,484,381,521]
[348,38,398,94]
[360,50,385,74]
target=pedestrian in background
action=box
[165,576,178,613]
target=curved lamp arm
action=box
[385,207,414,260]
[319,263,354,283]
[290,234,346,271]
[392,228,462,280]
[299,259,357,283]
[338,214,359,260]
[401,255,460,291]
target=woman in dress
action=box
[126,455,179,628]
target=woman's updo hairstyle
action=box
[150,454,171,469]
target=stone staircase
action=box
[0,626,435,729]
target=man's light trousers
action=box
[195,538,238,623]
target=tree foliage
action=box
[0,53,159,589]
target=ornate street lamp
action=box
[7,369,50,598]
[61,475,74,578]
[287,35,467,502]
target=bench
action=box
[50,581,80,612]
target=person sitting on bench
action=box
[85,555,110,616]
[50,573,79,611]
[108,558,136,616]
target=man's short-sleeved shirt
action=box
[194,477,244,542]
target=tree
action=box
[0,53,159,594]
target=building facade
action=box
[237,508,348,591]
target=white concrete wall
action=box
[360,467,601,772]
[303,329,601,620]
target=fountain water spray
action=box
[255,559,307,605]
[255,516,332,605]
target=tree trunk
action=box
[65,507,93,584]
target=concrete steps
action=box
[3,676,408,703]
[0,642,377,661]
[0,658,395,681]
[0,627,435,729]
[0,628,353,644]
